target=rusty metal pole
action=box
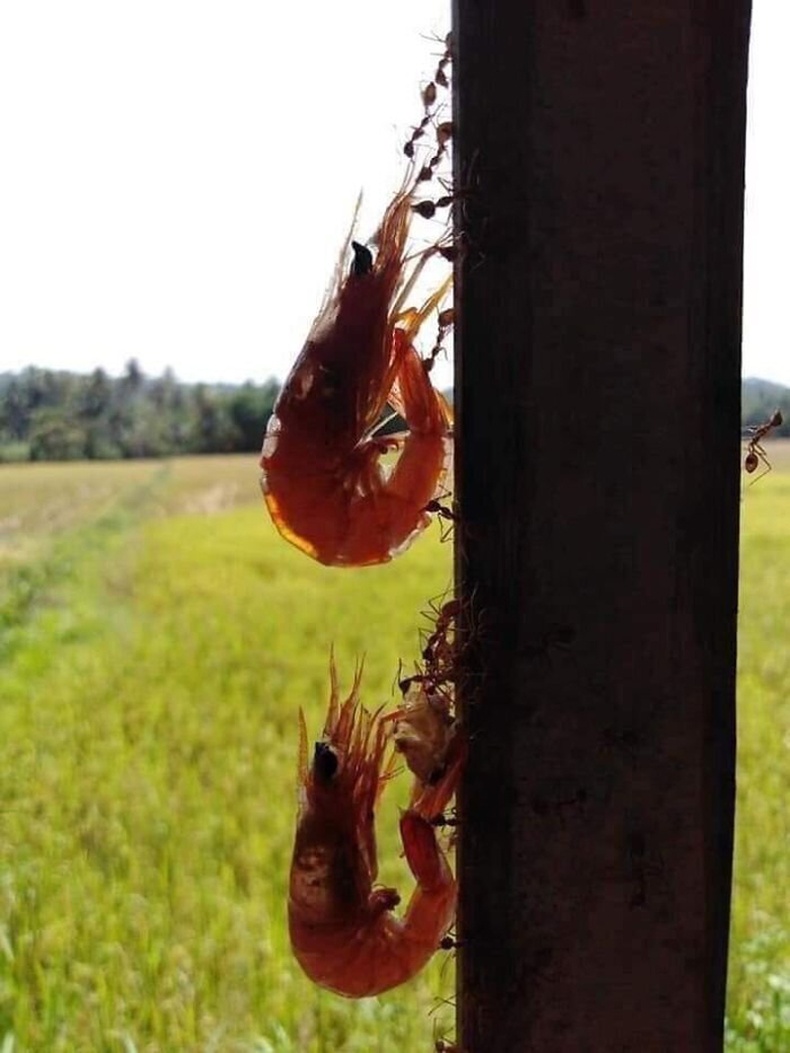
[453,2,751,1050]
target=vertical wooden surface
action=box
[453,2,751,1050]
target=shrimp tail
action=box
[410,728,467,820]
[401,809,450,890]
[398,809,456,958]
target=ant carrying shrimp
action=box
[388,599,466,815]
[743,408,783,481]
[288,658,458,997]
[423,307,454,375]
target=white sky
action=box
[0,1,786,390]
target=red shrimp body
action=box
[289,661,456,997]
[260,185,452,567]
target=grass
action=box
[0,456,455,1051]
[726,440,790,1050]
[0,444,788,1050]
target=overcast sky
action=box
[0,2,786,390]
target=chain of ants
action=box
[403,33,457,380]
[402,37,461,1053]
[398,595,462,1051]
[399,597,459,713]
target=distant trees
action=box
[741,377,790,433]
[0,361,280,462]
[0,365,786,463]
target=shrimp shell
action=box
[260,180,452,567]
[289,659,457,997]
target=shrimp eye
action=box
[350,241,374,277]
[314,741,339,782]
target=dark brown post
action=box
[453,2,751,1050]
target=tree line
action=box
[741,376,790,434]
[0,361,280,463]
[0,364,786,464]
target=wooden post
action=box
[453,2,751,1050]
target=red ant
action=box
[422,597,459,663]
[431,1014,459,1053]
[430,810,459,829]
[744,409,783,480]
[439,930,461,951]
[423,306,454,374]
[413,177,454,219]
[404,113,433,160]
[424,498,457,542]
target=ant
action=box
[424,498,457,543]
[404,113,433,160]
[423,306,454,374]
[432,31,453,90]
[430,809,459,829]
[744,408,783,481]
[423,596,459,654]
[439,930,462,951]
[417,597,460,684]
[431,1012,459,1053]
[413,122,454,185]
[413,181,454,219]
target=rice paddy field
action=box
[0,447,788,1051]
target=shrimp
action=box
[260,181,453,567]
[289,658,457,997]
[388,682,465,819]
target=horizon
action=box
[1,362,788,395]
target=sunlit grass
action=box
[726,439,790,1050]
[0,456,454,1051]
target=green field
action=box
[728,440,790,1051]
[0,448,788,1051]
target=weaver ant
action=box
[744,408,783,481]
[423,499,457,542]
[413,182,454,220]
[430,809,459,829]
[439,930,462,951]
[423,306,454,374]
[431,1013,459,1053]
